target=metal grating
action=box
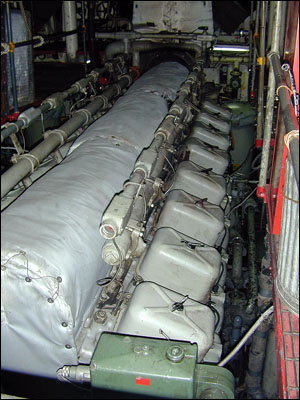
[5,9,34,109]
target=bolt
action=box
[94,310,107,324]
[48,298,54,303]
[25,277,32,282]
[134,346,142,354]
[65,344,72,349]
[57,276,62,283]
[62,322,68,327]
[91,362,97,370]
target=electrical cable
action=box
[137,280,218,316]
[229,145,255,176]
[217,305,274,367]
[251,151,262,170]
[226,186,257,217]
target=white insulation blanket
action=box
[1,62,188,378]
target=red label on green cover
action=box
[135,377,150,386]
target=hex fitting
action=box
[43,92,65,110]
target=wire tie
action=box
[282,191,299,204]
[284,129,299,150]
[33,35,45,48]
[72,108,92,125]
[276,84,293,96]
[47,129,67,146]
[8,41,15,52]
[12,153,40,173]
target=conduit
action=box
[1,69,138,198]
[258,1,283,190]
[1,65,111,142]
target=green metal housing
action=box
[90,332,234,399]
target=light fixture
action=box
[212,44,249,52]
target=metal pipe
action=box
[248,1,254,70]
[88,1,97,68]
[81,1,87,74]
[63,1,78,61]
[96,31,214,41]
[250,1,260,99]
[256,1,267,142]
[279,1,287,58]
[1,70,138,198]
[1,67,108,142]
[258,1,282,189]
[230,229,244,288]
[5,2,18,112]
[245,202,258,314]
[270,52,299,189]
[266,2,275,54]
[271,113,285,188]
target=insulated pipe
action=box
[87,1,97,69]
[249,1,254,70]
[104,40,202,62]
[96,31,215,42]
[245,250,273,399]
[63,1,78,61]
[258,2,282,190]
[271,114,285,188]
[256,1,267,143]
[5,2,18,112]
[245,201,258,314]
[81,0,87,74]
[1,67,108,142]
[230,229,244,288]
[279,1,287,58]
[250,1,260,99]
[1,70,138,199]
[266,2,275,54]
[269,52,299,189]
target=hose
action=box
[217,305,274,367]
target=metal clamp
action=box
[44,129,68,146]
[95,94,109,109]
[11,153,40,174]
[72,108,92,125]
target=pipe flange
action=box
[87,70,99,83]
[119,74,133,87]
[111,83,122,97]
[154,129,168,142]
[244,198,257,213]
[268,51,280,62]
[44,129,68,146]
[94,94,109,109]
[71,81,82,92]
[72,108,92,126]
[11,153,40,174]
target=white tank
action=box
[195,111,231,134]
[186,137,229,175]
[190,122,230,151]
[138,227,222,302]
[157,189,225,246]
[116,281,215,362]
[172,161,226,205]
